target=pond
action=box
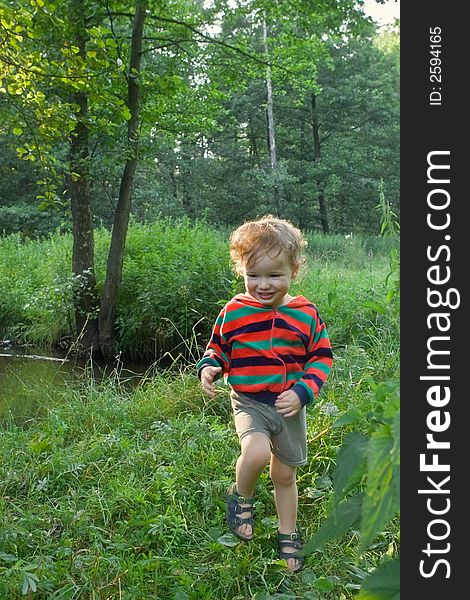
[0,347,153,425]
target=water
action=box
[0,348,153,425]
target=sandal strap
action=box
[278,531,304,557]
[278,531,302,542]
[227,485,254,506]
[227,493,254,506]
[226,484,255,541]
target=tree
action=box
[98,0,147,358]
[1,0,398,355]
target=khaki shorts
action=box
[230,391,307,467]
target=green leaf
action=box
[333,406,362,428]
[356,559,400,600]
[217,533,239,547]
[13,127,23,135]
[298,494,363,556]
[359,426,399,552]
[313,576,335,592]
[363,300,386,314]
[334,432,368,504]
[391,410,400,500]
[0,552,17,562]
[373,381,400,405]
[29,436,53,453]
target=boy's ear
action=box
[292,264,300,279]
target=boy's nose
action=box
[257,278,270,289]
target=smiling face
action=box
[243,251,298,307]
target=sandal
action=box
[278,530,305,573]
[226,483,255,541]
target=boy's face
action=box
[243,251,298,307]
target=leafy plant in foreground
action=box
[299,380,400,599]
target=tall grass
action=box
[0,219,233,355]
[0,221,395,361]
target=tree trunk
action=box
[263,17,280,208]
[248,115,260,167]
[310,91,329,233]
[69,0,99,352]
[98,0,146,358]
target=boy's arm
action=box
[291,310,333,408]
[196,306,231,379]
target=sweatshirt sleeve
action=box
[196,305,231,378]
[291,308,333,408]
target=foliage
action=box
[113,219,234,358]
[0,1,398,238]
[0,234,400,597]
[299,230,400,598]
[0,219,234,355]
[1,223,395,357]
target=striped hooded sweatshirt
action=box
[197,293,333,407]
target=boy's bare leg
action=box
[270,454,300,571]
[234,432,271,539]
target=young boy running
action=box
[197,215,333,572]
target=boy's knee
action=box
[270,460,296,487]
[241,435,271,470]
[245,448,271,471]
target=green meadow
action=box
[0,222,399,598]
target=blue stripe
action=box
[274,318,310,347]
[307,348,333,360]
[211,333,222,345]
[292,383,311,407]
[241,390,278,405]
[224,320,272,341]
[231,356,284,368]
[303,373,325,388]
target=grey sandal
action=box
[278,530,305,572]
[226,483,254,541]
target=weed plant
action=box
[0,219,233,355]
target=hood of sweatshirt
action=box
[232,293,313,309]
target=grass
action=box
[0,356,397,599]
[0,221,396,359]
[0,224,399,598]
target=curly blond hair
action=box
[229,215,307,275]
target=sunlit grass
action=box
[0,224,399,598]
[0,344,398,599]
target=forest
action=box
[1,1,399,598]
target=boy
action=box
[197,215,333,572]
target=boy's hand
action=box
[200,366,222,398]
[275,389,302,418]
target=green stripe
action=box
[224,305,268,323]
[279,306,314,326]
[232,338,304,351]
[197,357,221,370]
[228,374,283,385]
[305,361,331,375]
[313,328,329,343]
[286,371,305,382]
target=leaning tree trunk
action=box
[98,0,146,359]
[311,91,329,234]
[69,0,100,352]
